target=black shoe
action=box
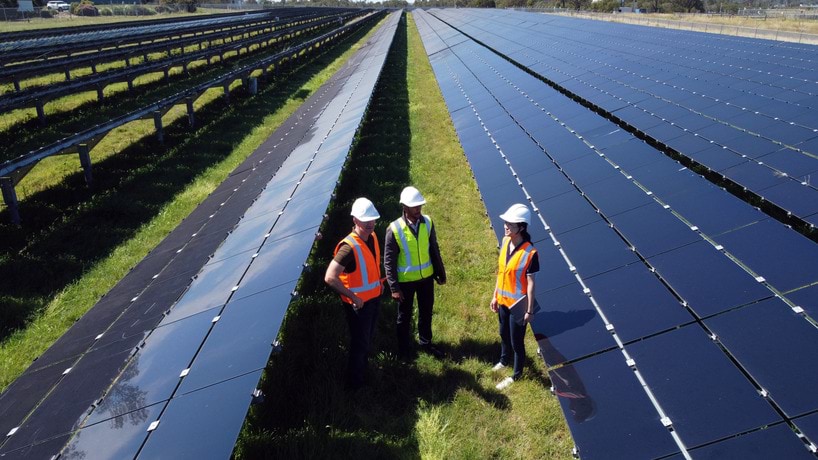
[421,344,445,360]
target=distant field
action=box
[0,8,241,33]
[570,10,818,42]
[652,12,818,34]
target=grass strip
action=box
[234,12,572,460]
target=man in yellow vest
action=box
[325,197,383,390]
[384,186,447,361]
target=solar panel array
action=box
[0,11,290,56]
[415,9,818,459]
[429,9,818,229]
[0,11,399,459]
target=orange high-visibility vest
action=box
[334,232,382,304]
[495,236,537,307]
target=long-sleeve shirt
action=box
[383,214,446,293]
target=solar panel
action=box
[704,297,818,418]
[425,8,818,223]
[542,347,681,459]
[668,423,815,460]
[627,324,781,448]
[414,9,818,457]
[0,11,401,460]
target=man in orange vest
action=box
[325,197,383,390]
[490,203,539,391]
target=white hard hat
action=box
[399,186,426,207]
[499,203,531,224]
[350,197,380,222]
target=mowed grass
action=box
[234,13,573,460]
[0,18,384,391]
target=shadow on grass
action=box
[236,15,509,459]
[0,22,377,341]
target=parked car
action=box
[46,1,70,12]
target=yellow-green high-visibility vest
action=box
[390,215,433,282]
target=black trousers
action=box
[396,276,435,355]
[498,305,526,380]
[344,298,380,389]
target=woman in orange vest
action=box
[325,197,383,390]
[490,203,539,391]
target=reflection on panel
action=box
[529,283,615,365]
[86,308,219,425]
[136,370,263,459]
[177,281,296,394]
[61,403,164,460]
[539,346,680,459]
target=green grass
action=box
[234,13,572,460]
[0,18,383,391]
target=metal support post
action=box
[186,97,195,127]
[96,85,104,102]
[153,111,164,144]
[36,101,46,126]
[223,83,230,103]
[78,144,93,186]
[248,77,258,95]
[1,177,21,225]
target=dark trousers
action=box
[396,276,435,356]
[498,305,526,380]
[344,298,380,389]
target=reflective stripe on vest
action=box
[334,232,381,303]
[390,215,433,282]
[495,237,535,307]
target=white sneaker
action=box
[491,362,506,372]
[496,377,514,390]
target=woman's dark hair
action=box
[519,222,531,243]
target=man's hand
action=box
[391,289,404,302]
[490,298,499,313]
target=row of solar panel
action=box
[0,12,295,54]
[0,11,400,459]
[415,9,818,459]
[429,9,818,228]
[0,17,340,115]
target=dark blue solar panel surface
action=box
[425,8,818,223]
[669,423,816,460]
[627,324,780,448]
[0,12,401,460]
[704,297,818,418]
[414,8,818,458]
